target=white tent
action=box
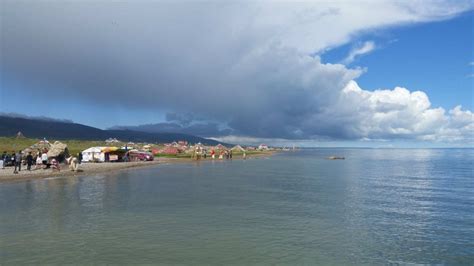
[81,147,105,162]
[231,145,245,152]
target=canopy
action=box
[101,146,119,152]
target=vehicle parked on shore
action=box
[128,151,154,161]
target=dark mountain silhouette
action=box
[0,115,223,145]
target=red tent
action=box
[160,147,179,155]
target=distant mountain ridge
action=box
[0,115,223,145]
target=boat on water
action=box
[327,156,345,160]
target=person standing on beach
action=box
[77,152,83,164]
[1,151,6,169]
[13,150,22,174]
[35,155,42,170]
[26,152,33,171]
[11,151,16,168]
[41,152,48,169]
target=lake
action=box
[1,149,473,264]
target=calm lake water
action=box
[1,149,473,264]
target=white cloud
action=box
[338,81,473,143]
[342,41,376,64]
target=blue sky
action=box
[322,11,473,110]
[1,1,473,146]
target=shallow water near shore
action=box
[1,149,473,264]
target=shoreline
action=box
[0,152,275,183]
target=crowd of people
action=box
[209,149,237,160]
[191,145,241,160]
[0,150,83,174]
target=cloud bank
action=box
[1,0,473,144]
[0,112,74,124]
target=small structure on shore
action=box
[105,138,120,144]
[16,131,26,139]
[258,144,269,150]
[82,147,104,162]
[178,140,188,146]
[215,144,227,151]
[47,141,69,161]
[82,146,126,162]
[231,145,245,152]
[159,146,180,155]
[22,139,51,158]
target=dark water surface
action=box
[1,149,473,264]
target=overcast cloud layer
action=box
[1,0,473,144]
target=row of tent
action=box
[81,144,249,162]
[81,147,152,162]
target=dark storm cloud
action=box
[112,121,232,138]
[112,112,231,137]
[1,1,472,142]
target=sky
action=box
[1,0,473,147]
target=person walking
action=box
[13,150,22,174]
[26,152,33,171]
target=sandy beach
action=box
[0,153,274,183]
[0,160,167,183]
